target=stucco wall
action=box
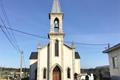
[63,45,74,80]
[49,14,63,33]
[108,49,120,80]
[75,59,80,74]
[36,43,80,80]
[30,43,81,80]
[38,46,48,80]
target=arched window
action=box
[54,18,59,32]
[67,68,71,78]
[55,40,59,56]
[43,68,46,79]
[74,73,78,80]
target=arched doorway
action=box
[53,66,61,80]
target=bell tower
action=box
[48,1,65,80]
[48,0,64,40]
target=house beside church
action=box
[103,43,120,80]
[29,0,81,80]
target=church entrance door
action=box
[53,66,61,80]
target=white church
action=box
[29,0,81,80]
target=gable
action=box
[29,44,80,59]
[63,43,80,59]
[64,43,72,49]
[29,44,49,60]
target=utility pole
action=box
[0,66,1,79]
[20,51,23,80]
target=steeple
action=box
[51,0,62,13]
[49,0,64,39]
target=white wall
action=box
[30,43,81,80]
[75,59,80,74]
[63,45,74,80]
[38,46,48,80]
[108,49,120,80]
[49,36,64,80]
[36,43,81,80]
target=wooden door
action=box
[53,66,61,80]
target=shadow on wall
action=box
[29,62,37,80]
[22,77,29,80]
[111,76,120,80]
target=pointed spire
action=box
[51,0,62,13]
[72,42,76,49]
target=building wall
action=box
[75,59,81,74]
[49,14,63,33]
[30,11,80,80]
[63,45,74,80]
[47,8,80,80]
[108,49,120,80]
[37,46,48,80]
[49,36,63,67]
[49,37,64,80]
[29,60,37,80]
[35,43,80,80]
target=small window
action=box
[74,73,78,80]
[112,56,117,69]
[43,68,46,79]
[54,18,59,32]
[55,40,59,56]
[67,68,71,78]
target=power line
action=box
[0,1,107,47]
[0,14,21,52]
[7,26,48,39]
[0,25,20,52]
[0,0,21,51]
[0,17,21,52]
[0,0,10,25]
[2,26,108,46]
[0,2,24,79]
[65,41,108,46]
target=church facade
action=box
[29,0,81,80]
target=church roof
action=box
[64,44,72,49]
[29,51,80,59]
[29,52,38,59]
[75,52,80,59]
[51,0,62,13]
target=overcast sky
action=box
[0,0,120,68]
